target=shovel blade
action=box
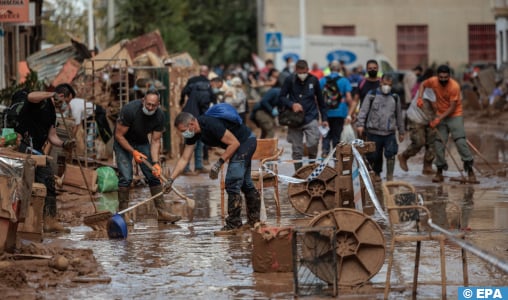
[107,214,128,239]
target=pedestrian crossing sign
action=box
[265,32,282,52]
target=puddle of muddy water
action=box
[30,179,506,300]
[8,125,508,300]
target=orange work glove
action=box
[132,150,147,164]
[152,163,162,178]
[416,97,424,108]
[429,118,441,129]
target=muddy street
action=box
[2,118,508,300]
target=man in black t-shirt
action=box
[114,89,181,224]
[355,59,381,109]
[169,111,259,234]
[14,88,76,233]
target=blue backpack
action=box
[205,103,243,124]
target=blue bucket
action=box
[107,214,128,239]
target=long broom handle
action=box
[141,158,196,209]
[117,191,163,215]
[57,106,97,210]
[466,139,497,172]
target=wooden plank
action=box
[62,164,97,192]
[0,148,46,166]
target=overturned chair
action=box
[382,181,468,300]
[220,138,283,219]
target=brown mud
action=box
[0,110,506,299]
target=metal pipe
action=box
[427,218,508,273]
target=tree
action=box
[113,0,257,66]
[42,0,88,45]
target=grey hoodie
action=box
[356,89,405,136]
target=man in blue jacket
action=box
[319,60,355,157]
[279,59,329,171]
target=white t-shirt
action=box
[69,98,94,125]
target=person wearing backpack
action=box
[180,65,217,175]
[319,60,354,157]
[356,73,405,182]
[14,88,76,233]
[168,106,260,235]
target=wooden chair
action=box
[382,181,468,300]
[220,138,283,219]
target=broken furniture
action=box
[382,181,469,300]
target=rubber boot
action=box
[244,189,261,228]
[422,161,435,175]
[386,157,395,181]
[397,153,409,172]
[43,216,71,233]
[432,168,444,183]
[43,196,70,233]
[151,186,182,223]
[216,193,243,235]
[118,187,134,226]
[464,160,478,184]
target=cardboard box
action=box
[17,183,46,242]
[251,226,293,273]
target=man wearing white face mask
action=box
[356,73,405,182]
[113,88,181,225]
[169,108,259,234]
[279,59,329,171]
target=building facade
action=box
[263,0,495,70]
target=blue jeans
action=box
[225,134,257,195]
[365,133,398,175]
[114,141,161,188]
[184,139,204,172]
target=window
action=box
[397,25,428,70]
[322,26,355,36]
[469,24,496,63]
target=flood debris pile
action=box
[0,241,109,297]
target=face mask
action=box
[381,85,392,94]
[289,62,296,73]
[368,70,378,78]
[142,106,156,116]
[212,88,220,94]
[297,73,308,81]
[182,129,195,139]
[439,79,449,86]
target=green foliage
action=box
[42,0,88,45]
[0,70,45,106]
[113,0,257,66]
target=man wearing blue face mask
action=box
[113,88,181,225]
[169,109,259,235]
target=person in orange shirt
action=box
[309,62,324,80]
[417,65,477,183]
